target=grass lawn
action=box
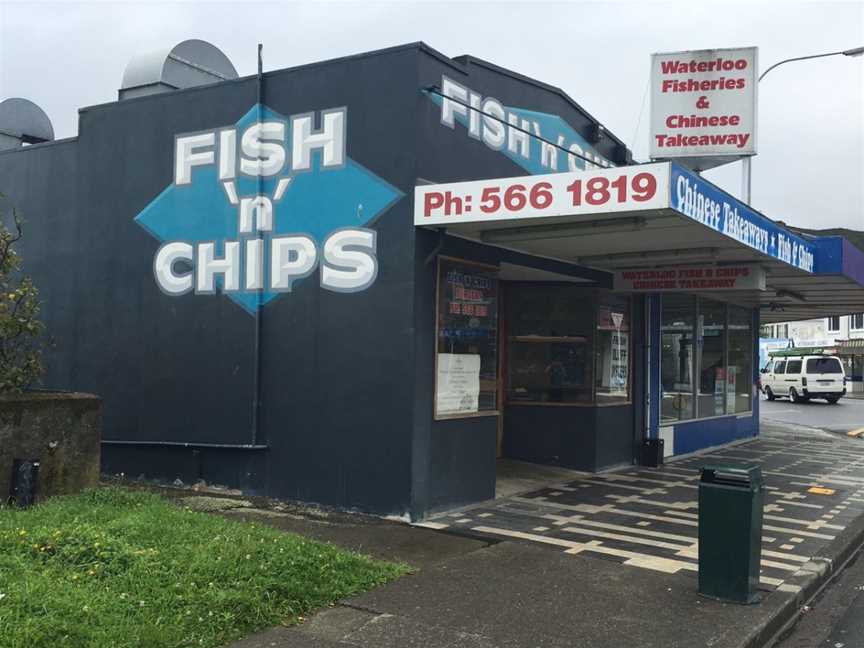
[0,487,407,648]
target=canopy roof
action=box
[414,162,864,323]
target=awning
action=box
[836,339,864,355]
[414,161,864,323]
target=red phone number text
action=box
[423,172,658,218]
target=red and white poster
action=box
[650,47,758,164]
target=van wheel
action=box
[826,396,840,404]
[790,387,803,403]
[764,386,776,401]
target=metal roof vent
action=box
[119,39,238,100]
[0,98,55,150]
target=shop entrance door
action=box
[494,282,635,494]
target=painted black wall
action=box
[410,48,628,516]
[1,42,633,520]
[0,139,79,391]
[2,45,427,516]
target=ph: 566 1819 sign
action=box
[414,163,670,226]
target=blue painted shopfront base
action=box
[662,413,758,457]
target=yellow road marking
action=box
[847,427,864,438]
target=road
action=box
[775,540,864,648]
[763,395,864,647]
[760,394,864,434]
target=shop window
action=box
[828,316,841,332]
[506,287,594,404]
[852,313,864,330]
[728,306,753,414]
[661,296,754,421]
[435,258,499,418]
[595,295,631,404]
[697,299,726,418]
[661,295,696,421]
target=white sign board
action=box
[436,353,481,415]
[613,264,766,292]
[650,47,757,165]
[415,163,670,227]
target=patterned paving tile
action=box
[422,429,864,591]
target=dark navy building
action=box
[3,41,864,520]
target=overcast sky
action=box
[1,0,862,229]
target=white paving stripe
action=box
[670,546,799,571]
[561,526,693,551]
[762,549,809,563]
[769,499,824,510]
[547,515,696,543]
[600,474,698,489]
[762,524,835,540]
[763,514,843,530]
[577,479,668,494]
[621,554,696,574]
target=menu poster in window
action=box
[714,366,727,413]
[611,331,629,390]
[436,353,481,415]
[441,267,496,322]
[437,260,499,414]
[726,365,737,412]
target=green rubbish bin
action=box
[698,464,764,604]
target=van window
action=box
[764,361,774,373]
[786,360,802,374]
[774,360,786,374]
[806,357,843,374]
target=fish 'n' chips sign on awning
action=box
[414,161,815,273]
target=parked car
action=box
[761,354,846,403]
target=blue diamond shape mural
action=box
[135,103,403,314]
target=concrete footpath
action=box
[216,422,864,648]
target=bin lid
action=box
[700,464,763,489]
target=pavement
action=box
[217,420,864,648]
[417,428,864,590]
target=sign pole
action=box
[741,156,751,204]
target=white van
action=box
[761,354,846,404]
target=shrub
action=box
[0,194,44,393]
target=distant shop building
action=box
[2,41,864,519]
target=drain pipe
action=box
[101,45,270,455]
[249,43,265,447]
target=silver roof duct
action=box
[0,98,55,151]
[119,39,239,100]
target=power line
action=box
[630,75,650,157]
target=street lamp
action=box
[741,46,864,203]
